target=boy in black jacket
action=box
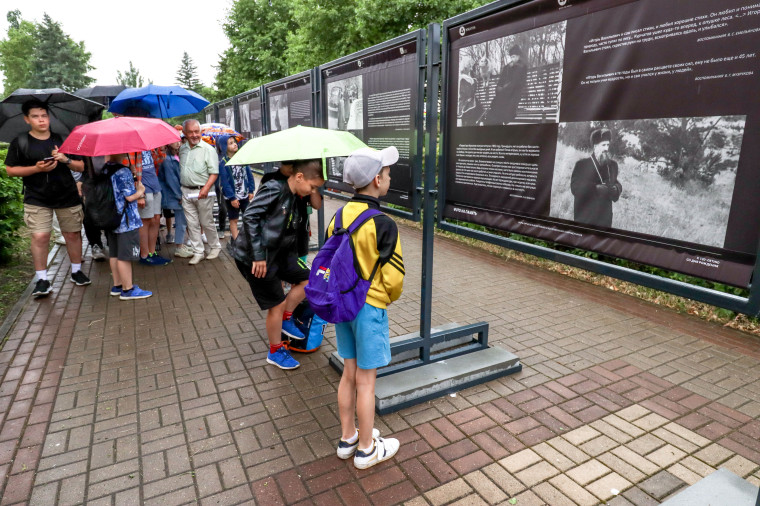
[231,159,325,370]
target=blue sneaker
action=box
[120,285,153,300]
[110,285,122,296]
[281,318,305,340]
[149,253,171,265]
[138,256,152,265]
[266,347,300,370]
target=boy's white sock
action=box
[344,429,358,444]
[35,270,47,281]
[71,263,81,274]
[358,442,374,453]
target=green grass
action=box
[0,231,33,326]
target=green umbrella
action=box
[227,125,368,177]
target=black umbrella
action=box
[0,88,105,143]
[74,85,128,107]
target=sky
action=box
[0,0,232,89]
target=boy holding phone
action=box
[4,99,91,298]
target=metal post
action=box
[312,67,326,246]
[420,23,441,357]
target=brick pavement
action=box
[0,194,759,505]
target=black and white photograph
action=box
[457,21,566,127]
[222,105,235,131]
[327,76,363,133]
[269,94,289,131]
[549,117,746,248]
[239,101,251,135]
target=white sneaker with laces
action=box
[189,253,204,265]
[337,428,380,460]
[206,248,221,260]
[174,245,194,258]
[353,436,400,469]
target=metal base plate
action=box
[660,468,759,505]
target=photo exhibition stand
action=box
[327,24,522,415]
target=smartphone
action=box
[42,156,55,162]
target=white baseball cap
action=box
[343,146,399,188]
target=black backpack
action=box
[82,162,125,231]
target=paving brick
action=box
[532,441,575,471]
[499,449,541,474]
[646,444,687,468]
[438,439,479,462]
[401,458,439,492]
[359,465,405,494]
[250,476,285,505]
[515,461,560,487]
[580,435,618,457]
[424,478,472,506]
[372,480,420,506]
[626,434,666,456]
[720,454,760,478]
[482,462,526,496]
[639,470,687,500]
[546,436,590,465]
[620,486,660,506]
[587,472,633,501]
[667,463,703,485]
[598,451,646,483]
[463,470,507,504]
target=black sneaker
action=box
[32,279,52,298]
[70,271,91,286]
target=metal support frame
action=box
[437,0,760,318]
[380,323,489,377]
[311,67,327,246]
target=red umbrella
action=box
[57,116,181,156]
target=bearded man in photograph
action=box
[570,128,622,228]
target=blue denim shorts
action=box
[335,303,390,370]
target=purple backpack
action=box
[305,207,383,323]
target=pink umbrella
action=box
[57,116,181,156]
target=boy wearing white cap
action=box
[331,146,405,469]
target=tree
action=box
[117,61,145,88]
[28,14,94,91]
[176,51,202,92]
[0,11,37,96]
[215,0,297,97]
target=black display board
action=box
[236,88,263,139]
[442,0,760,287]
[320,31,424,208]
[265,72,312,132]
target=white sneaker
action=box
[206,248,221,260]
[337,428,380,460]
[174,245,194,258]
[353,436,400,469]
[91,244,107,261]
[218,230,225,239]
[189,253,204,265]
[201,233,208,244]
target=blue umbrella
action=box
[109,84,209,118]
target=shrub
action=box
[0,146,25,264]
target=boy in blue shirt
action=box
[105,154,153,300]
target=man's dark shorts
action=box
[235,250,309,310]
[105,229,140,261]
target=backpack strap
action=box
[345,208,383,234]
[17,133,29,160]
[340,207,384,282]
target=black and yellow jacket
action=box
[326,194,404,309]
